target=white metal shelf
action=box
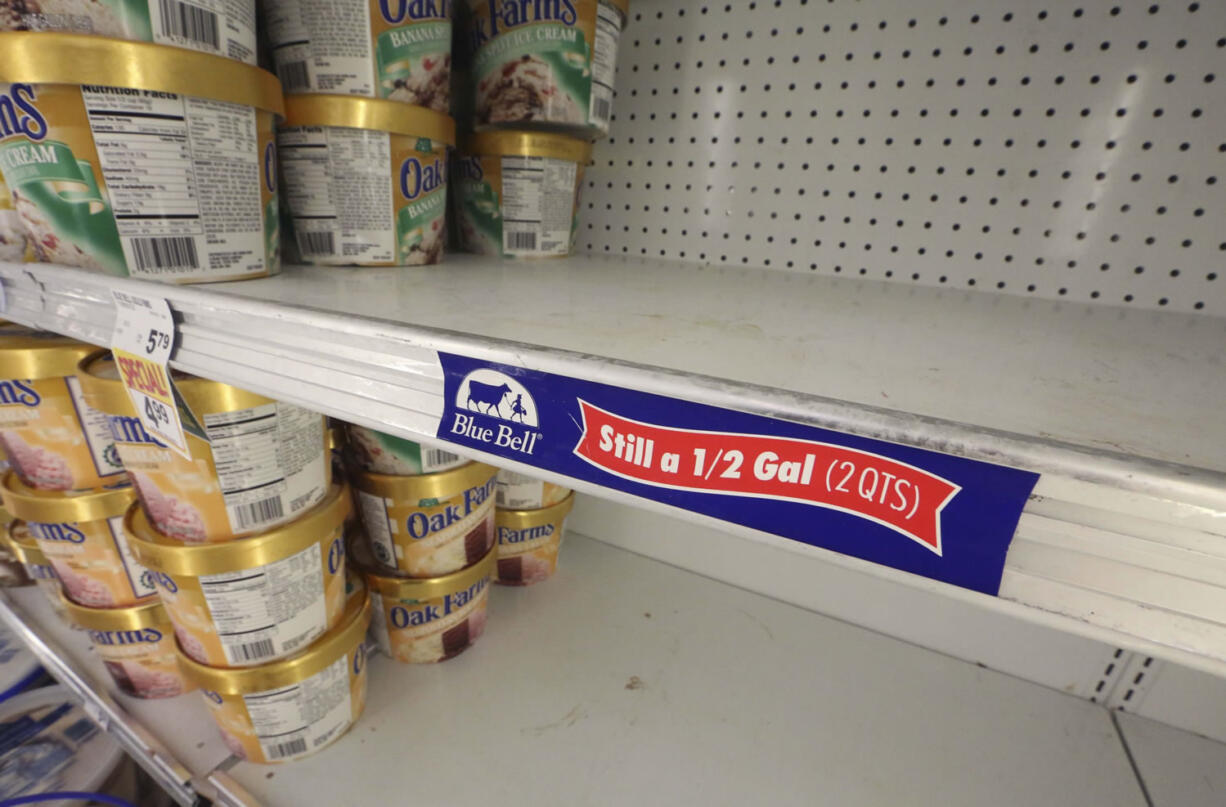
[6,532,1226,806]
[1,258,1224,675]
[0,588,230,806]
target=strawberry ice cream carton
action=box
[177,578,371,764]
[0,326,124,491]
[495,492,574,586]
[77,351,330,544]
[1,473,154,608]
[4,520,68,620]
[125,484,351,668]
[61,594,192,699]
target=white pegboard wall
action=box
[581,0,1226,314]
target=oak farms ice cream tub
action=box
[0,33,283,282]
[453,130,589,258]
[126,483,351,668]
[61,593,192,699]
[0,327,124,490]
[356,532,492,663]
[78,350,330,543]
[467,0,628,136]
[353,461,496,577]
[495,468,570,510]
[0,0,257,64]
[4,520,65,617]
[346,424,466,476]
[264,0,452,112]
[177,578,371,764]
[495,491,572,585]
[1,475,154,607]
[279,94,453,266]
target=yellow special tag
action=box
[111,291,190,460]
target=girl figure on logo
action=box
[511,394,528,423]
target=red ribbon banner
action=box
[573,401,961,554]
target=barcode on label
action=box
[425,448,460,467]
[297,230,335,256]
[230,496,285,530]
[592,95,612,124]
[130,236,199,272]
[230,637,276,663]
[279,60,311,91]
[505,229,537,252]
[267,737,308,760]
[158,0,219,48]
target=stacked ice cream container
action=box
[0,328,584,759]
[0,9,286,283]
[0,326,192,701]
[261,0,458,267]
[346,426,499,664]
[71,349,373,762]
[493,469,574,585]
[451,0,628,259]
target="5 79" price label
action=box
[111,291,191,459]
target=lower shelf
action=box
[3,533,1220,806]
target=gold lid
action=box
[125,483,350,576]
[60,592,168,632]
[326,425,345,452]
[284,94,456,146]
[353,531,495,601]
[0,326,98,379]
[177,577,371,694]
[495,492,576,528]
[0,32,284,115]
[77,350,273,417]
[461,131,592,164]
[1,471,134,523]
[352,461,497,503]
[3,521,49,565]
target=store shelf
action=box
[0,534,1145,806]
[0,587,231,805]
[7,531,1226,806]
[1115,713,1226,807]
[2,258,1225,675]
[2,258,1222,504]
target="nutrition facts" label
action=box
[589,0,624,129]
[202,402,327,534]
[199,540,329,665]
[65,377,125,481]
[356,491,397,568]
[278,127,394,262]
[106,516,157,599]
[243,655,352,761]
[83,87,265,281]
[500,156,577,257]
[264,0,375,94]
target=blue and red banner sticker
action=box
[437,354,1039,595]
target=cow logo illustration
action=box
[456,370,538,427]
[444,364,544,458]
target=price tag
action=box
[111,290,191,459]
